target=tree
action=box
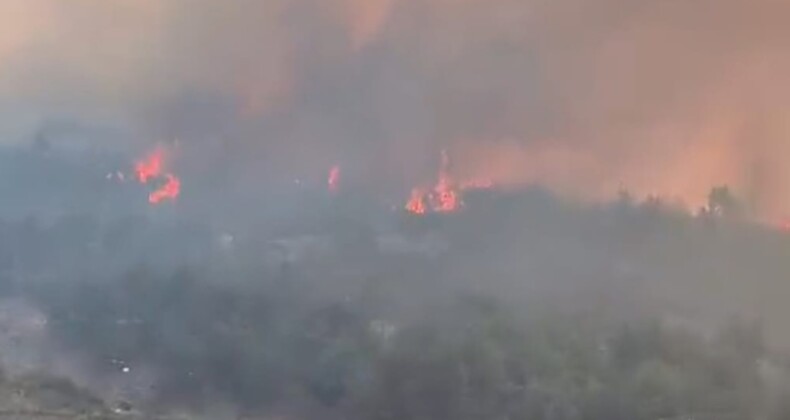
[707,186,741,219]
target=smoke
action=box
[0,0,789,216]
[5,2,790,416]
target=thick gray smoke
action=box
[1,2,790,417]
[1,0,789,217]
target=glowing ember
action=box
[134,147,164,184]
[328,165,341,192]
[149,173,181,204]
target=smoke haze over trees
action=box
[1,146,790,417]
[0,1,788,418]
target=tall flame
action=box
[432,152,459,212]
[405,150,491,215]
[432,173,459,212]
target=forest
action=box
[0,157,788,419]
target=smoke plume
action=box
[0,0,788,217]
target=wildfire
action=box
[328,165,341,193]
[404,150,491,215]
[149,174,181,204]
[405,188,427,214]
[134,147,164,183]
[132,145,181,205]
[432,172,459,212]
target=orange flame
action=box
[328,165,341,193]
[148,173,181,204]
[432,173,460,213]
[432,150,459,212]
[131,145,182,205]
[404,150,491,215]
[406,188,427,215]
[134,147,164,184]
